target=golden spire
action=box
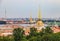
[29,10,33,27]
[38,6,42,19]
[36,5,44,27]
[30,11,32,23]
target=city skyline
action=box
[0,0,60,18]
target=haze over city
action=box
[0,0,60,18]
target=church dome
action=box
[36,19,44,27]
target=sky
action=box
[0,0,60,18]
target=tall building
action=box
[29,11,33,23]
[29,11,34,27]
[35,6,45,32]
[36,6,44,27]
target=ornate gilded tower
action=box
[30,12,33,24]
[29,11,33,27]
[30,11,33,23]
[36,6,44,27]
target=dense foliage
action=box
[0,26,60,41]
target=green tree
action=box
[37,35,41,41]
[38,28,45,36]
[21,37,29,41]
[26,27,37,40]
[29,27,37,36]
[13,28,24,41]
[44,26,53,34]
[29,36,37,41]
[50,33,60,41]
[41,34,52,41]
[0,36,3,41]
[2,36,14,41]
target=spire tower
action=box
[36,5,44,27]
[38,6,42,19]
[30,11,33,23]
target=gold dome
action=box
[36,19,44,27]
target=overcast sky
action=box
[0,0,60,18]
